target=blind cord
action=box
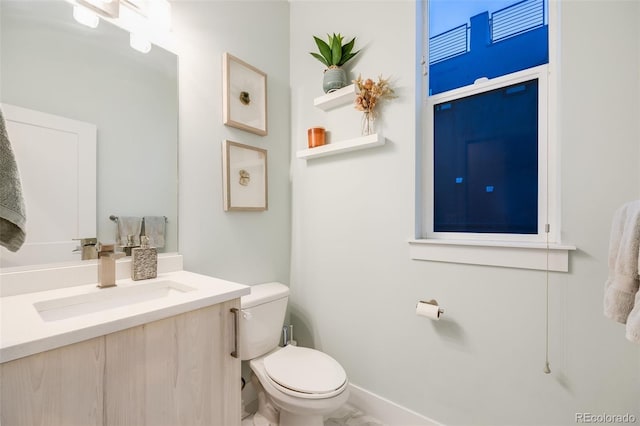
[544,222,551,374]
[543,65,551,375]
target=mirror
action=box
[0,0,178,268]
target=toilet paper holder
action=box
[417,299,444,318]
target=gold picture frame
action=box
[222,140,268,211]
[222,53,268,136]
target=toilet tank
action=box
[239,282,289,361]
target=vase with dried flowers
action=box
[353,75,395,136]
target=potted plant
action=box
[310,33,360,93]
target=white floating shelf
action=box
[297,133,385,160]
[313,84,356,111]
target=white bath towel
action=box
[142,216,166,249]
[0,106,27,252]
[604,200,640,343]
[115,216,142,247]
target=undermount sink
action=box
[33,281,196,322]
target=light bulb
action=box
[73,5,99,29]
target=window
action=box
[412,0,574,271]
[429,66,547,242]
[428,0,548,95]
[434,78,539,234]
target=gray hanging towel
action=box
[0,106,27,252]
[116,216,143,247]
[142,216,166,249]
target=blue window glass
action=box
[429,0,548,95]
[433,79,539,234]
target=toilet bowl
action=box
[240,283,349,426]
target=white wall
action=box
[174,0,639,424]
[173,1,291,284]
[289,1,640,425]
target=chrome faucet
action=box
[73,237,98,260]
[97,243,124,288]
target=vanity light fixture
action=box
[76,0,119,18]
[147,0,171,32]
[69,0,172,53]
[121,0,149,18]
[130,32,151,53]
[72,5,99,28]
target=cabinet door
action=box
[0,336,105,426]
[104,299,241,426]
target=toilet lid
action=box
[263,345,346,395]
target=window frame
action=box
[412,0,574,271]
[425,65,552,244]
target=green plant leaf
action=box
[338,52,358,67]
[343,37,356,55]
[340,37,359,66]
[310,52,329,67]
[313,36,332,64]
[312,33,358,67]
[330,34,342,66]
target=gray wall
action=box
[173,1,291,284]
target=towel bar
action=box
[109,215,168,223]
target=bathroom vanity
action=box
[0,255,249,425]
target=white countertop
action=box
[0,270,250,363]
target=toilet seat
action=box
[263,345,347,400]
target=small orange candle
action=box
[307,127,326,148]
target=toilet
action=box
[240,282,349,426]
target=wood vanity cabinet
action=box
[0,336,105,425]
[0,299,241,426]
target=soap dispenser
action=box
[131,235,157,280]
[122,234,140,256]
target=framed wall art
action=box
[222,140,268,211]
[223,53,268,136]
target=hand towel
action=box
[625,293,640,343]
[604,200,640,343]
[142,216,166,249]
[0,106,27,252]
[115,216,142,247]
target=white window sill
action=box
[409,239,576,272]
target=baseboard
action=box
[347,383,443,426]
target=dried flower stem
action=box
[353,75,395,118]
